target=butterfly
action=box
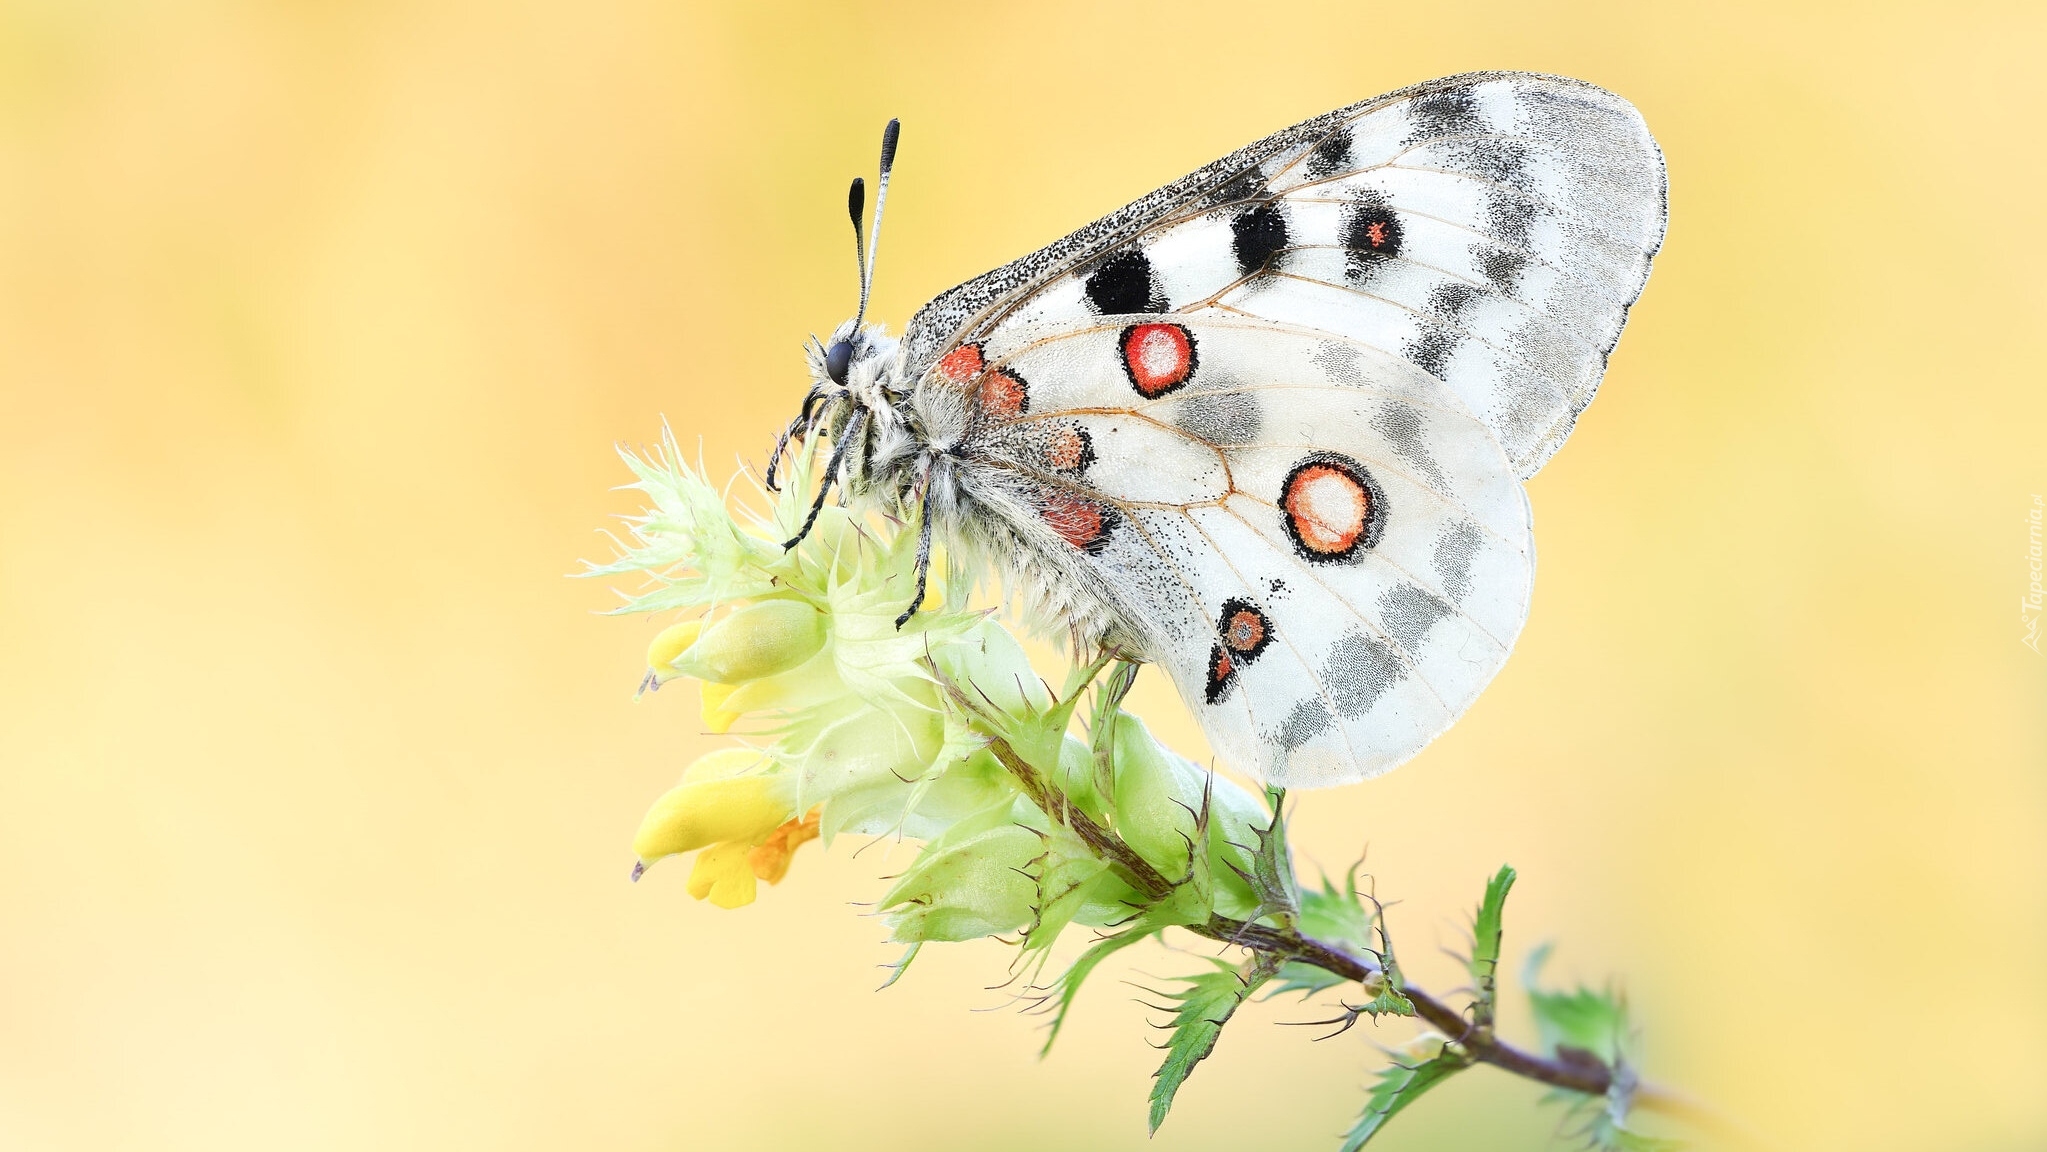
[766,71,1667,789]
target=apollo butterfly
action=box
[767,72,1667,787]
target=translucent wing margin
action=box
[902,71,1666,478]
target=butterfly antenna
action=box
[847,176,869,326]
[861,118,901,312]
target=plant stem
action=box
[980,731,1707,1121]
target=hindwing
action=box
[898,72,1664,786]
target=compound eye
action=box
[825,339,854,384]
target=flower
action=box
[631,748,803,907]
[593,433,1273,935]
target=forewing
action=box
[950,318,1532,787]
[903,71,1666,477]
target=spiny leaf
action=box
[1340,1055,1464,1150]
[1470,864,1515,1030]
[1039,904,1177,1056]
[1524,944,1631,1067]
[1146,959,1272,1134]
[1234,787,1301,926]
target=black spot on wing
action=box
[1084,249,1167,315]
[1404,87,1483,143]
[1305,126,1353,179]
[1340,193,1403,284]
[1231,202,1290,277]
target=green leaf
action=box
[1039,904,1177,1055]
[1272,867,1377,997]
[1340,1055,1465,1150]
[1146,959,1272,1134]
[1469,864,1515,1030]
[1229,787,1301,926]
[1524,944,1630,1067]
[1017,838,1114,956]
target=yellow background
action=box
[2,2,2042,1149]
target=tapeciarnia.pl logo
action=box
[2025,495,2043,654]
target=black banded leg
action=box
[765,388,830,492]
[893,505,935,630]
[783,407,867,551]
[763,416,805,492]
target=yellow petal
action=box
[686,841,758,908]
[646,619,704,683]
[632,754,793,863]
[700,680,741,734]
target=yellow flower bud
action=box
[632,749,794,866]
[645,619,704,684]
[670,599,826,684]
[687,841,758,908]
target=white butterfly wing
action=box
[899,73,1664,786]
[905,71,1666,478]
[934,319,1531,787]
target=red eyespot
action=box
[1119,323,1196,397]
[1281,455,1383,561]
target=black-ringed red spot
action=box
[936,343,985,385]
[1119,323,1197,398]
[1206,597,1273,704]
[1040,491,1117,554]
[977,368,1029,421]
[1217,598,1272,659]
[1044,425,1094,474]
[1281,453,1386,562]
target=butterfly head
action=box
[808,319,900,410]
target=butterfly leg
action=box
[893,503,935,630]
[764,387,830,492]
[783,406,867,550]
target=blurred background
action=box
[2,2,2042,1149]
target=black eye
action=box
[825,339,854,384]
